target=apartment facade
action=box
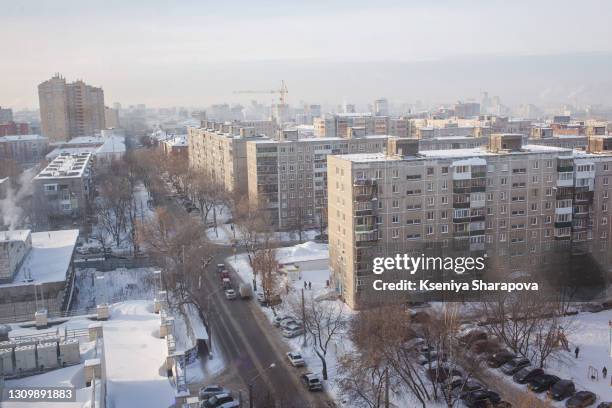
[328,135,612,309]
[247,135,388,230]
[187,122,268,195]
[33,152,94,225]
[38,74,106,142]
[314,113,409,138]
[0,134,49,164]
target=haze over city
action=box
[3,0,612,108]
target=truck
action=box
[238,284,253,299]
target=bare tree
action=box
[251,246,280,313]
[301,294,346,380]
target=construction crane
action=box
[233,80,288,105]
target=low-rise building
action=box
[33,153,93,226]
[160,134,188,158]
[0,229,79,322]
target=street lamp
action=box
[248,363,276,408]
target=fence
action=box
[74,257,158,271]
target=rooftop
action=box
[0,134,47,142]
[35,153,92,179]
[0,229,78,287]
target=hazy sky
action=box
[2,0,612,108]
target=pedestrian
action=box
[308,281,312,290]
[304,281,307,289]
[603,367,608,378]
[575,346,580,359]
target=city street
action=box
[199,243,336,407]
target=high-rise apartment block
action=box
[328,135,612,309]
[247,133,388,230]
[314,113,408,138]
[38,74,106,142]
[0,106,13,123]
[187,121,271,195]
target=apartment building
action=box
[247,134,389,230]
[0,121,30,137]
[0,106,13,123]
[38,74,106,142]
[33,152,94,225]
[0,134,48,164]
[328,135,612,309]
[314,113,409,138]
[187,122,268,195]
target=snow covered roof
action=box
[276,241,330,264]
[163,134,188,147]
[0,229,78,287]
[36,153,92,179]
[0,134,47,142]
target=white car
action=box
[273,315,294,327]
[280,318,301,330]
[282,323,304,338]
[224,289,237,300]
[286,351,305,367]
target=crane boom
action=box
[233,80,288,104]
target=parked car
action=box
[301,373,323,391]
[566,391,597,408]
[201,393,236,408]
[216,402,239,408]
[597,403,612,408]
[513,367,544,384]
[528,374,560,393]
[222,278,232,289]
[487,350,516,368]
[459,329,487,346]
[273,315,294,327]
[548,380,576,401]
[280,318,301,330]
[462,389,501,407]
[256,292,266,304]
[500,357,530,375]
[224,289,237,300]
[198,385,228,400]
[216,264,225,273]
[282,323,304,338]
[426,366,463,383]
[451,379,484,398]
[286,351,305,367]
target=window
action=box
[427,182,434,191]
[530,217,537,225]
[500,192,506,200]
[545,160,553,168]
[441,166,449,174]
[545,188,552,196]
[392,229,400,239]
[500,177,507,185]
[427,197,435,206]
[604,164,610,171]
[604,177,609,186]
[499,233,507,242]
[392,169,399,178]
[545,215,552,224]
[392,215,399,224]
[392,184,398,193]
[487,193,494,201]
[440,210,448,219]
[392,199,399,208]
[427,211,435,221]
[441,196,448,204]
[533,161,539,169]
[427,225,434,235]
[427,167,434,175]
[440,224,448,233]
[441,180,448,190]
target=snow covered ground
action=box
[72,267,158,310]
[207,223,319,246]
[104,301,176,408]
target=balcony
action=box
[554,221,573,228]
[355,230,378,243]
[471,172,487,178]
[353,178,376,186]
[453,217,471,224]
[557,166,574,173]
[355,224,377,233]
[453,201,470,209]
